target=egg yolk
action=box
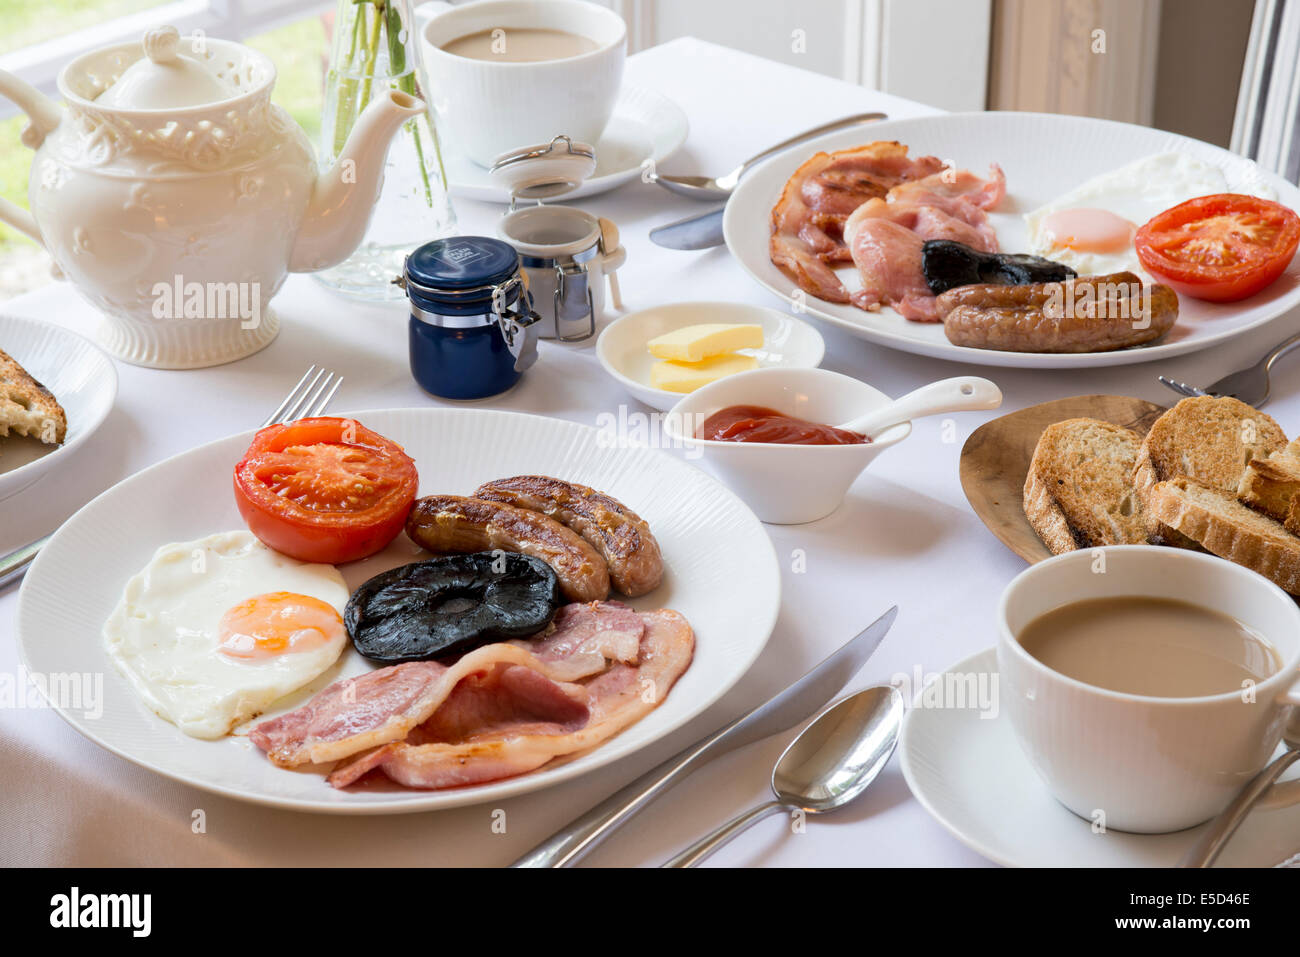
[1043,207,1136,253]
[218,592,343,660]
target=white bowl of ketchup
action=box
[663,367,911,524]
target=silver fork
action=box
[0,365,343,591]
[1158,331,1300,407]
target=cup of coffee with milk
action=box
[998,545,1300,833]
[419,0,626,167]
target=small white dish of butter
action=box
[596,301,825,411]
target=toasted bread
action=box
[1147,475,1300,594]
[1024,418,1147,553]
[0,348,66,445]
[1133,396,1286,514]
[1238,437,1300,528]
[1146,520,1208,552]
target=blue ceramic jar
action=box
[403,237,540,400]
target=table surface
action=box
[4,37,1300,868]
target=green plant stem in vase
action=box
[317,0,456,300]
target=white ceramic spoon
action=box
[838,377,1003,438]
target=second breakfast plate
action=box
[724,111,1300,369]
[16,408,781,813]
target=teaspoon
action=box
[838,376,1003,439]
[661,685,904,868]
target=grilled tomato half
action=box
[234,417,418,564]
[1134,193,1300,302]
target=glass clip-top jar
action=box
[401,236,540,400]
[489,136,627,343]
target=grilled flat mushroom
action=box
[345,553,561,663]
[922,239,1076,295]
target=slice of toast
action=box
[1147,475,1300,594]
[1238,437,1300,526]
[1133,396,1286,513]
[0,348,66,445]
[1146,520,1208,552]
[1024,418,1148,554]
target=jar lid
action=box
[404,236,524,315]
[490,136,598,201]
[406,236,520,292]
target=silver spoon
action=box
[647,112,887,201]
[1180,722,1300,867]
[661,685,904,867]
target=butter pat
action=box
[650,353,759,393]
[647,323,764,363]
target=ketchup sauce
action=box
[698,405,868,445]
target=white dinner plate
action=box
[724,111,1300,369]
[899,648,1300,866]
[445,86,688,203]
[595,301,826,411]
[17,408,780,813]
[0,314,117,502]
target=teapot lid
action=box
[95,26,236,109]
[490,136,597,201]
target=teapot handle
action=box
[0,68,61,248]
[0,198,43,247]
[0,69,62,150]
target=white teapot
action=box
[0,26,423,368]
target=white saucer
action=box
[898,647,1300,867]
[444,86,688,204]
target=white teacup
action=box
[998,545,1300,834]
[419,0,626,168]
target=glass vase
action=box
[314,0,457,300]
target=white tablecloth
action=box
[4,37,1300,867]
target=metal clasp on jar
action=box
[491,275,541,372]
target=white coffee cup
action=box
[998,545,1300,834]
[419,0,626,168]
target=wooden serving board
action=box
[959,394,1167,564]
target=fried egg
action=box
[1025,152,1278,277]
[103,531,349,739]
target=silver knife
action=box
[510,605,898,867]
[0,534,47,592]
[649,206,726,250]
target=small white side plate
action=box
[596,301,826,411]
[0,314,117,502]
[899,647,1300,867]
[445,86,688,203]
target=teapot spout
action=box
[290,89,425,273]
[0,69,63,245]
